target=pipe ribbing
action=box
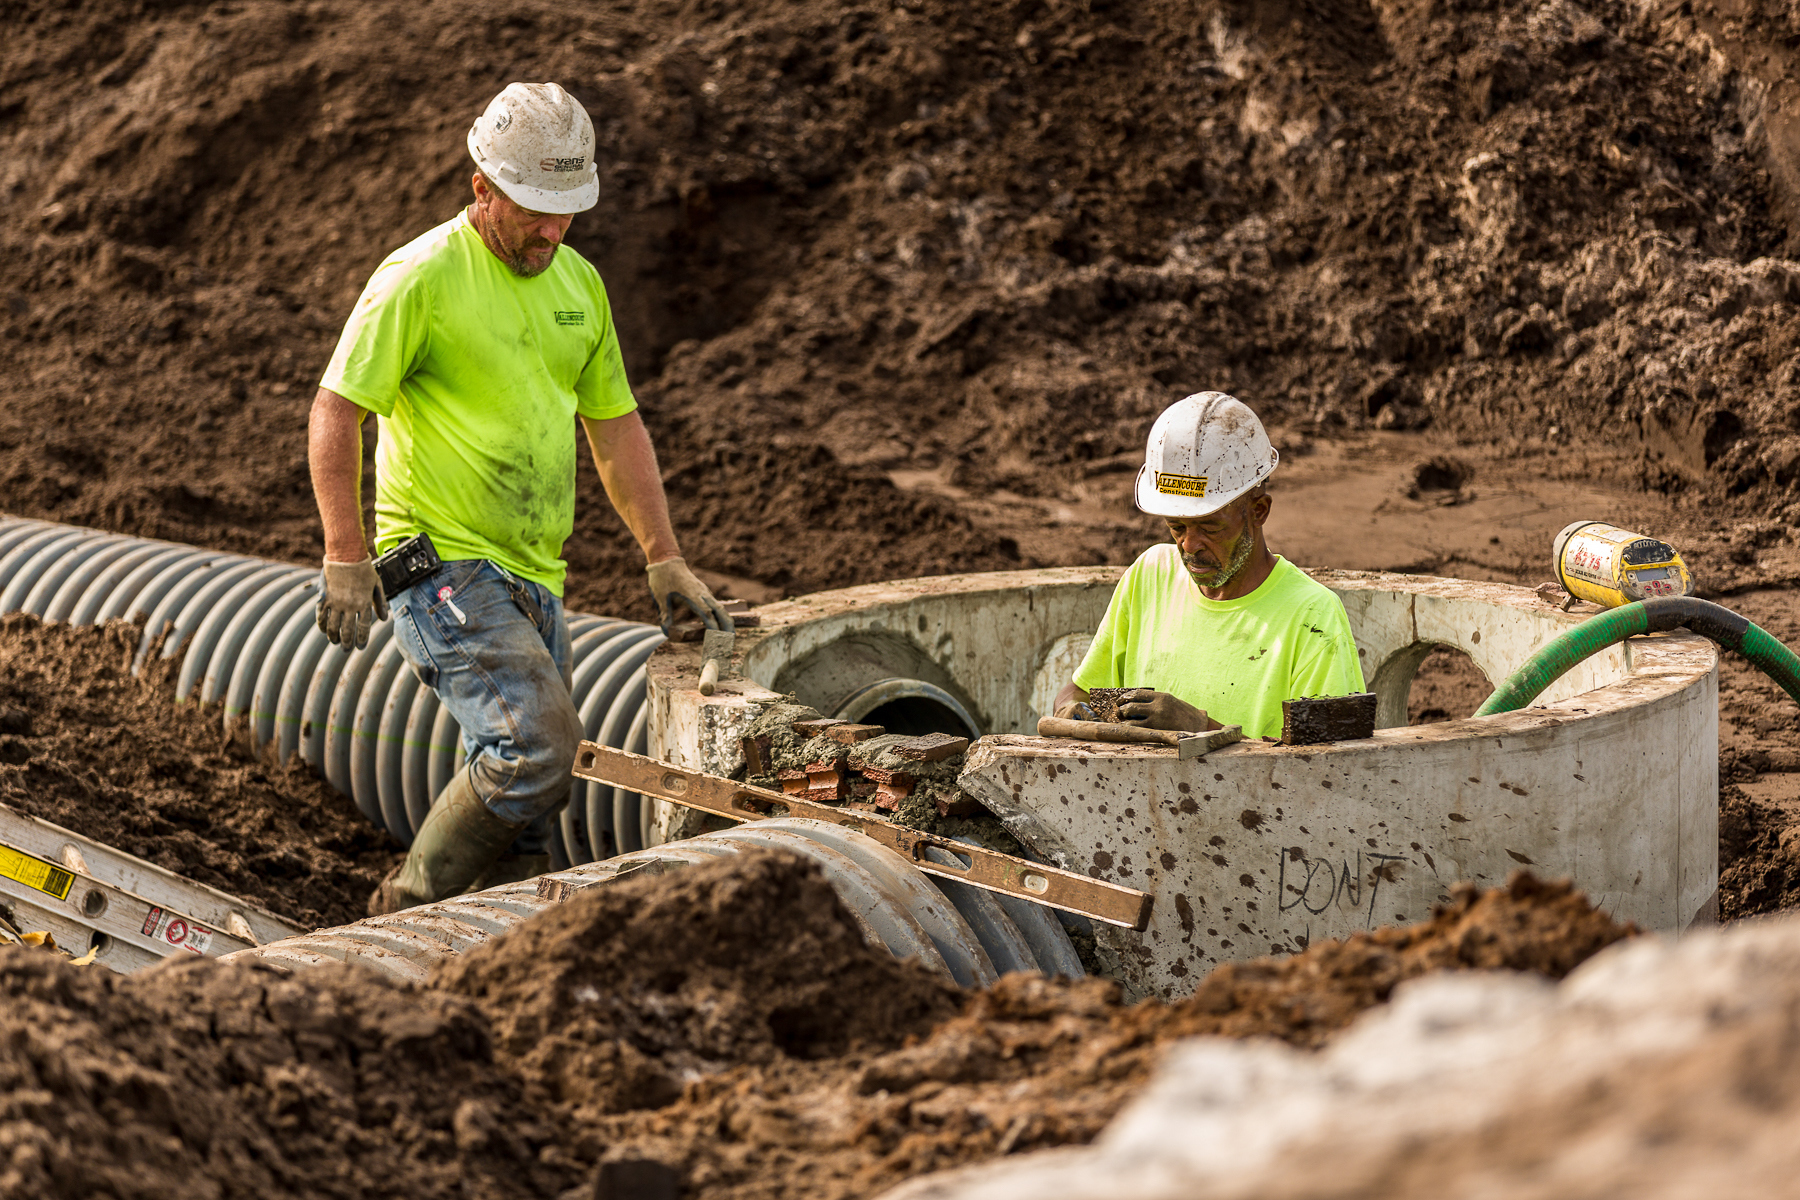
[0,516,660,861]
[221,816,1083,986]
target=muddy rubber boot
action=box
[367,774,525,916]
[462,853,552,895]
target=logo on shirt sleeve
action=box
[1155,472,1208,497]
[554,311,586,326]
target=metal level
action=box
[0,803,306,972]
[572,741,1153,930]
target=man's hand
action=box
[1052,685,1096,722]
[646,557,732,634]
[317,558,388,650]
[1117,689,1216,733]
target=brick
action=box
[777,769,808,796]
[892,733,970,763]
[792,718,845,738]
[873,775,914,810]
[933,793,984,818]
[741,734,774,775]
[804,759,847,801]
[859,765,915,788]
[824,722,884,744]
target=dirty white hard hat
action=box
[467,82,599,215]
[1134,392,1279,518]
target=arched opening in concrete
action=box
[835,678,981,739]
[1407,646,1494,724]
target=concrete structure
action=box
[647,567,1718,1002]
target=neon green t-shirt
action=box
[320,211,638,596]
[1073,547,1366,740]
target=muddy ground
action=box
[0,852,1630,1200]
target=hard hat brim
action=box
[486,173,599,216]
[1133,460,1275,518]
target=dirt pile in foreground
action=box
[435,851,963,1121]
[0,857,1629,1200]
[0,614,396,929]
[0,951,578,1200]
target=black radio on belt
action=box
[374,532,442,599]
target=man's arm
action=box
[307,386,386,648]
[309,387,372,562]
[579,411,680,564]
[580,411,729,631]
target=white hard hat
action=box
[467,82,599,215]
[1134,392,1279,518]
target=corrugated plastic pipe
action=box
[223,816,1084,986]
[0,516,657,868]
[1474,596,1800,716]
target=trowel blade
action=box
[701,627,734,662]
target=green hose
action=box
[1473,597,1800,717]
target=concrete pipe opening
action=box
[835,678,980,739]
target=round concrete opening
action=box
[835,678,980,739]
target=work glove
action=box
[1117,689,1215,733]
[645,556,733,636]
[317,557,388,650]
[1052,693,1097,721]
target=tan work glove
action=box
[645,556,732,635]
[1117,689,1215,733]
[317,557,388,650]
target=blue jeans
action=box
[390,559,581,854]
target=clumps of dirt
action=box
[0,858,1629,1200]
[435,850,961,1121]
[0,613,397,929]
[576,870,1635,1196]
[1135,872,1635,1050]
[1719,783,1800,918]
[0,950,582,1200]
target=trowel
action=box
[697,626,734,695]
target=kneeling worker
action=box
[1054,392,1364,739]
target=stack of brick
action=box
[742,715,977,818]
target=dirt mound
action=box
[1132,871,1634,1049]
[0,949,580,1200]
[558,869,1631,1196]
[435,850,962,1118]
[0,858,1631,1200]
[0,613,396,929]
[4,1,1800,618]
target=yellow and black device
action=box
[1553,521,1693,609]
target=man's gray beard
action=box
[1184,529,1254,589]
[506,243,558,277]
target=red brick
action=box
[792,718,845,738]
[825,723,884,744]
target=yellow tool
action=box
[1553,521,1693,609]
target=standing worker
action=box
[1054,392,1364,737]
[308,82,729,914]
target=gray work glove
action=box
[1117,689,1214,733]
[317,557,389,650]
[645,556,732,635]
